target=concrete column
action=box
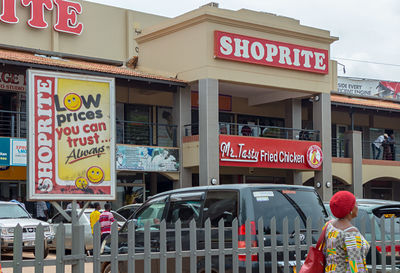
[199,79,219,186]
[173,86,192,189]
[345,131,363,198]
[313,93,332,201]
[285,99,302,185]
[150,173,157,196]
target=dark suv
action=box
[101,184,328,273]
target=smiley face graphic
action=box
[86,166,104,184]
[75,177,88,190]
[63,93,82,111]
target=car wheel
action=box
[103,263,111,273]
[34,246,49,259]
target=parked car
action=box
[0,201,54,258]
[48,209,126,251]
[101,184,329,273]
[353,199,400,269]
[116,204,142,220]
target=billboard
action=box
[219,135,322,170]
[116,145,179,172]
[338,77,400,100]
[28,70,115,200]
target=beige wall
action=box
[0,1,166,62]
[183,141,199,167]
[137,6,337,94]
[362,163,400,184]
[332,162,352,185]
[231,97,286,118]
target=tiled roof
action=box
[331,94,400,111]
[0,49,185,84]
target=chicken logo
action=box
[307,145,323,168]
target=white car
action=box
[0,201,54,258]
[48,209,126,251]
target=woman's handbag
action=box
[299,222,330,273]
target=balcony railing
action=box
[331,138,348,158]
[363,140,400,161]
[116,120,177,147]
[0,111,177,147]
[184,122,320,141]
[0,110,26,138]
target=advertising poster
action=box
[338,77,400,100]
[219,135,322,170]
[10,138,27,166]
[116,145,179,172]
[28,70,115,200]
[0,138,10,166]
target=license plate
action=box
[24,241,35,246]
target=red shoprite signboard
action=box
[219,135,323,170]
[0,0,83,35]
[214,31,328,74]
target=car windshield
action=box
[0,204,30,219]
[252,189,327,234]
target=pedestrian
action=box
[90,202,101,234]
[324,191,370,273]
[99,203,115,242]
[36,201,48,221]
[371,133,388,159]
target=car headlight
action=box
[0,228,14,236]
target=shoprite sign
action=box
[0,0,83,35]
[28,70,115,200]
[214,31,328,74]
[219,135,323,170]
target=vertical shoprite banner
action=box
[28,70,115,200]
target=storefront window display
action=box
[114,173,146,209]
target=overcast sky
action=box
[87,0,400,82]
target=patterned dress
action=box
[323,222,370,273]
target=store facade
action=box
[2,1,377,203]
[136,4,338,200]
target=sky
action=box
[87,0,400,82]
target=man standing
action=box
[99,203,115,242]
[372,133,388,159]
[36,201,48,221]
[90,202,101,234]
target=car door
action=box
[50,211,72,249]
[118,195,168,273]
[164,191,205,273]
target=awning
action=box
[331,94,400,112]
[0,49,186,86]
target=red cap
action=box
[329,191,356,218]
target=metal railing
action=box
[2,216,399,273]
[363,141,400,161]
[332,138,348,158]
[0,110,26,138]
[184,123,320,141]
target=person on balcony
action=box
[372,133,388,159]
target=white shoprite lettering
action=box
[219,36,326,71]
[36,79,54,191]
[220,141,305,164]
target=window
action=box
[52,212,71,224]
[134,196,167,228]
[165,192,204,228]
[203,190,238,227]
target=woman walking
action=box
[324,191,370,273]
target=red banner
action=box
[214,31,329,74]
[219,135,323,170]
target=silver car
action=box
[48,209,126,251]
[0,201,54,258]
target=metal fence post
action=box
[34,224,45,273]
[56,223,65,273]
[71,201,85,273]
[13,224,23,273]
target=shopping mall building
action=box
[0,1,399,205]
